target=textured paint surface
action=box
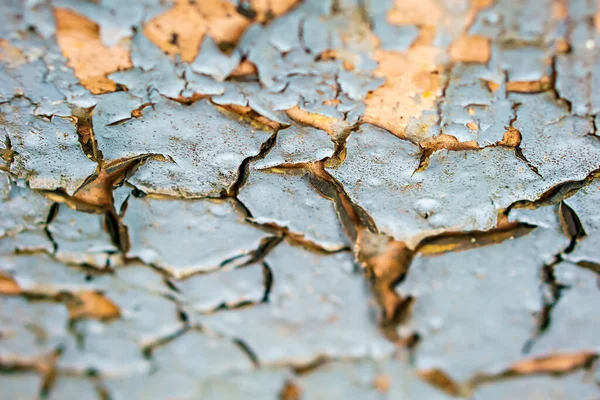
[1,0,599,398]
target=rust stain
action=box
[144,0,248,62]
[365,0,493,141]
[417,368,464,397]
[387,0,444,26]
[279,381,301,400]
[507,352,597,375]
[0,39,26,66]
[66,291,121,321]
[486,77,553,93]
[416,221,533,256]
[216,104,282,131]
[54,8,132,94]
[0,272,21,295]
[421,133,479,152]
[449,35,491,64]
[250,0,302,22]
[363,45,444,140]
[74,155,153,211]
[144,0,301,64]
[357,229,415,324]
[372,374,392,393]
[498,126,522,147]
[229,59,258,78]
[285,106,343,137]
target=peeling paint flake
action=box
[564,182,600,265]
[124,195,272,278]
[397,228,569,382]
[239,170,349,251]
[54,8,132,94]
[197,243,396,366]
[94,97,273,198]
[3,100,97,194]
[2,0,600,397]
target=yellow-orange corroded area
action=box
[363,44,444,140]
[364,0,494,141]
[143,0,301,62]
[55,8,132,94]
[144,0,249,62]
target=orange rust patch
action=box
[74,155,152,211]
[387,0,444,26]
[367,0,493,140]
[378,0,445,140]
[552,0,568,19]
[357,230,414,322]
[417,369,463,397]
[67,291,121,321]
[466,121,479,131]
[54,8,132,94]
[449,35,491,64]
[279,381,301,400]
[229,59,258,78]
[250,0,301,22]
[421,133,479,152]
[508,352,596,375]
[498,127,522,147]
[0,272,21,295]
[486,77,553,93]
[171,93,208,105]
[323,98,341,106]
[217,104,282,131]
[555,38,570,53]
[0,39,26,66]
[373,374,392,393]
[144,0,256,62]
[472,0,495,8]
[285,106,343,137]
[363,46,444,140]
[388,0,488,42]
[506,77,553,93]
[73,169,114,210]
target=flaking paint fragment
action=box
[329,124,551,248]
[196,243,396,366]
[54,8,132,94]
[0,296,69,366]
[3,99,97,195]
[1,0,600,396]
[239,170,349,251]
[176,263,265,313]
[397,228,569,382]
[0,173,53,248]
[563,182,600,265]
[94,97,273,198]
[47,204,121,268]
[253,124,335,170]
[529,262,600,356]
[123,195,272,278]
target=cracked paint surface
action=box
[1,0,600,399]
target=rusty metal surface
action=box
[1,0,599,399]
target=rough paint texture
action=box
[0,0,599,398]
